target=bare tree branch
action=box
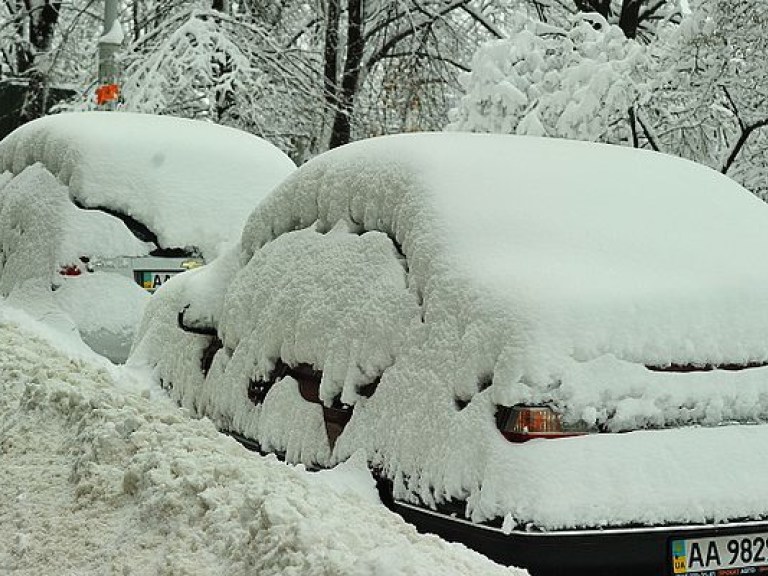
[460,4,505,39]
[721,118,768,174]
[721,85,746,131]
[366,0,469,69]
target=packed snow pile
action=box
[53,271,150,361]
[0,112,296,258]
[0,311,524,576]
[132,132,768,529]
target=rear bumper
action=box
[392,500,768,576]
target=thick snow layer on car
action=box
[132,133,768,529]
[242,133,768,372]
[0,112,296,258]
[222,223,421,405]
[0,312,524,576]
[132,224,421,462]
[0,165,149,291]
[0,165,151,360]
[130,259,227,413]
[478,423,768,529]
[238,134,768,412]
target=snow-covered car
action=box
[0,112,295,362]
[131,133,768,575]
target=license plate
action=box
[135,270,180,292]
[672,533,768,575]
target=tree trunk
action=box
[14,0,33,74]
[574,0,613,20]
[212,0,229,14]
[323,0,341,121]
[209,2,234,121]
[20,0,61,122]
[618,0,641,39]
[328,0,363,149]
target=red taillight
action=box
[58,257,93,276]
[59,264,82,276]
[496,405,587,443]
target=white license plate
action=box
[135,270,181,292]
[672,533,768,574]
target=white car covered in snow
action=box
[0,112,295,362]
[131,133,768,575]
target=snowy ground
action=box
[0,304,525,576]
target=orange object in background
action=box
[95,83,119,105]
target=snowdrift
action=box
[0,311,522,575]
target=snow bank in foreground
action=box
[0,299,113,365]
[0,315,523,575]
[0,112,296,258]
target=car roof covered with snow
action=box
[243,132,768,371]
[0,112,296,258]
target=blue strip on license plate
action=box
[135,271,179,292]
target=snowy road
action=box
[0,313,525,575]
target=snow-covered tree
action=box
[448,13,653,145]
[0,0,105,121]
[646,0,768,196]
[114,1,322,160]
[449,0,768,198]
[117,0,508,157]
[571,0,681,40]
